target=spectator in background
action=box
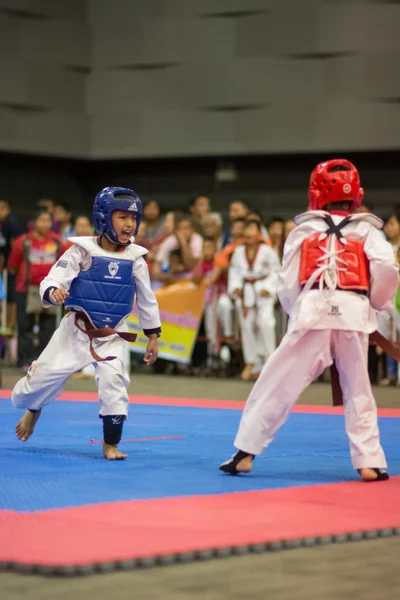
[229,220,280,381]
[202,212,224,251]
[73,215,93,237]
[28,198,60,233]
[247,210,269,240]
[383,214,400,257]
[8,210,64,371]
[192,238,220,368]
[163,211,177,238]
[145,210,184,271]
[54,203,75,242]
[135,221,148,248]
[188,195,211,234]
[229,200,250,221]
[142,200,165,243]
[162,249,192,285]
[64,215,93,250]
[283,219,296,241]
[222,200,250,246]
[0,199,23,329]
[152,215,203,283]
[267,216,285,258]
[0,200,23,268]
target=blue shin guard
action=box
[101,415,125,445]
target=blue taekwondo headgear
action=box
[92,187,142,244]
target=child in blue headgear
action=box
[12,187,161,460]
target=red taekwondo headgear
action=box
[308,159,364,213]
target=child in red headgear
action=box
[220,159,398,482]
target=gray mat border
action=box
[1,527,399,577]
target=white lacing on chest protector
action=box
[303,235,348,297]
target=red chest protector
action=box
[299,234,369,291]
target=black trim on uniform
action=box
[143,327,161,338]
[42,287,58,305]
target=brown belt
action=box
[242,276,268,317]
[72,311,137,362]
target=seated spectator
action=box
[283,219,296,241]
[192,238,220,365]
[383,213,400,257]
[152,215,203,283]
[142,199,165,243]
[229,200,250,221]
[64,215,93,249]
[28,198,60,233]
[162,249,192,285]
[135,221,149,248]
[188,195,211,234]
[145,210,184,271]
[222,200,250,246]
[202,212,224,251]
[8,210,65,370]
[74,215,93,237]
[54,203,75,241]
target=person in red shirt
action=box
[8,210,65,370]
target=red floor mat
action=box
[2,477,400,569]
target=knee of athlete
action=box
[102,415,126,445]
[11,389,26,408]
[219,296,231,309]
[101,367,129,390]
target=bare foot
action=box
[103,443,128,460]
[359,468,388,482]
[220,451,254,474]
[16,409,42,441]
[235,455,253,473]
[240,364,253,381]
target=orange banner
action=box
[127,280,207,363]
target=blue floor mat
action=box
[1,398,399,512]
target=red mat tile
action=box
[2,477,400,566]
[1,390,400,417]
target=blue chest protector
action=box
[65,255,136,329]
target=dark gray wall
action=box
[85,0,400,158]
[0,0,89,157]
[1,0,400,159]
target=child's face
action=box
[112,210,137,244]
[75,216,93,236]
[384,216,400,241]
[203,241,216,262]
[229,202,248,221]
[268,221,283,242]
[231,221,245,241]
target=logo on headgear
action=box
[343,184,352,194]
[108,262,119,278]
[128,203,137,211]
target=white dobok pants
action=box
[236,296,276,366]
[234,329,387,470]
[217,294,234,338]
[12,314,131,417]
